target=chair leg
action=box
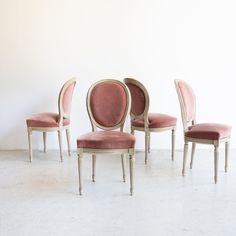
[66,129,71,156]
[214,145,219,184]
[78,153,83,195]
[129,154,135,196]
[182,141,189,176]
[131,128,134,135]
[92,155,96,182]
[148,133,151,154]
[225,142,229,173]
[121,154,126,182]
[171,129,175,161]
[190,143,196,169]
[27,128,33,162]
[43,132,47,153]
[57,130,63,162]
[145,131,149,164]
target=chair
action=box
[26,78,77,162]
[174,79,231,183]
[77,79,135,195]
[124,78,177,164]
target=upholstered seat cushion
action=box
[26,112,70,128]
[132,113,177,129]
[77,131,135,149]
[185,123,231,140]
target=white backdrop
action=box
[0,0,235,150]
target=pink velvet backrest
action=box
[124,78,149,121]
[87,80,130,131]
[58,78,76,120]
[175,80,196,129]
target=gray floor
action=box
[0,149,236,236]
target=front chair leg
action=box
[43,132,47,153]
[27,128,33,162]
[145,131,149,164]
[182,141,189,176]
[148,133,151,154]
[57,130,63,162]
[190,143,196,169]
[225,142,229,173]
[171,129,175,161]
[66,129,71,156]
[92,155,96,182]
[78,153,83,195]
[129,154,135,196]
[121,154,126,182]
[214,145,219,184]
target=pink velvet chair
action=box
[77,80,135,195]
[26,78,77,162]
[124,78,177,164]
[175,80,231,183]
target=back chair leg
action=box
[121,154,126,182]
[145,131,149,164]
[78,153,83,195]
[190,143,196,169]
[27,128,33,162]
[171,129,175,161]
[66,129,71,156]
[214,145,219,184]
[148,134,151,153]
[182,141,189,176]
[92,155,96,182]
[225,142,229,173]
[57,130,63,162]
[43,132,47,153]
[129,154,135,196]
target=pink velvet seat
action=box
[185,123,231,140]
[124,78,177,164]
[175,79,231,184]
[76,80,135,196]
[26,78,76,162]
[26,112,70,128]
[132,113,177,129]
[77,131,135,149]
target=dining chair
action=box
[174,79,231,183]
[77,79,135,195]
[124,78,177,164]
[26,78,77,162]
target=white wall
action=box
[0,0,235,150]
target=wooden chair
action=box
[124,78,177,164]
[26,78,76,162]
[77,79,135,195]
[175,79,231,183]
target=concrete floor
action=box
[0,149,236,236]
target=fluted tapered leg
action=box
[171,129,175,161]
[129,154,135,196]
[66,129,71,156]
[225,142,229,173]
[214,145,219,184]
[92,155,96,182]
[182,142,189,176]
[43,132,47,153]
[78,153,83,195]
[121,154,126,182]
[28,128,32,162]
[190,143,196,169]
[57,130,63,162]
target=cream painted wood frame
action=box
[124,78,176,164]
[77,79,135,196]
[174,79,230,183]
[27,78,77,162]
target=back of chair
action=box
[58,78,77,124]
[87,80,131,131]
[124,78,149,126]
[174,79,196,131]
